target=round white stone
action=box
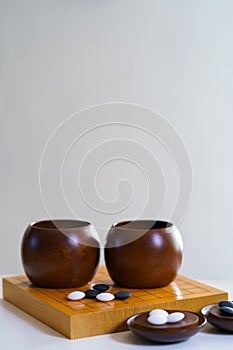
[147,315,168,325]
[67,291,85,301]
[149,309,169,318]
[96,292,115,302]
[167,312,185,323]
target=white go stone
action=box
[67,291,85,301]
[167,312,185,323]
[149,309,169,318]
[96,292,115,302]
[147,315,168,325]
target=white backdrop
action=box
[1,0,233,279]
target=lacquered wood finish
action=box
[205,304,233,332]
[21,220,100,288]
[128,311,207,343]
[104,220,183,288]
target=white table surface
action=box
[0,277,232,350]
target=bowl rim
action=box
[127,310,207,334]
[201,302,233,331]
[112,219,176,231]
[29,219,91,230]
[127,310,207,343]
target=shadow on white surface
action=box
[201,323,233,336]
[110,331,156,346]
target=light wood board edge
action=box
[69,290,228,339]
[3,278,71,338]
[2,271,229,340]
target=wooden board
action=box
[3,266,228,339]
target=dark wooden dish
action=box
[127,310,206,343]
[201,303,233,332]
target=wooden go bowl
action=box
[21,219,100,288]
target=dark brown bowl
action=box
[104,220,183,288]
[21,220,100,288]
[127,310,207,343]
[134,311,199,331]
[201,303,233,332]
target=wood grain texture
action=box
[2,266,228,339]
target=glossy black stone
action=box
[93,283,110,292]
[114,291,132,300]
[218,300,233,309]
[220,306,233,316]
[84,289,100,299]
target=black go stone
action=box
[93,284,110,292]
[85,289,100,299]
[114,291,132,300]
[218,300,233,309]
[219,306,233,316]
